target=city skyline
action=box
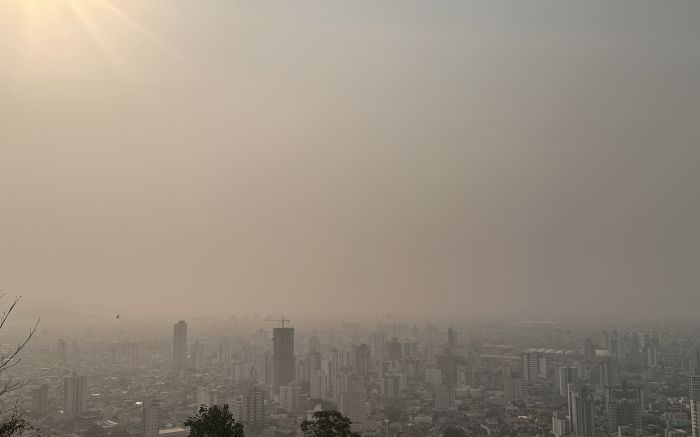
[7,312,700,436]
[0,2,699,436]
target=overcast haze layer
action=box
[1,1,699,321]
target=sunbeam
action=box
[96,0,185,63]
[3,0,192,83]
[65,0,125,78]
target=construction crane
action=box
[265,316,290,328]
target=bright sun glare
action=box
[11,0,180,78]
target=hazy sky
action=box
[1,1,699,321]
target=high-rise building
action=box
[63,374,88,417]
[245,386,265,423]
[606,381,643,431]
[310,370,328,400]
[466,348,481,368]
[384,338,402,361]
[263,350,273,385]
[332,372,350,399]
[230,396,245,423]
[436,353,458,385]
[296,356,309,384]
[401,341,418,359]
[398,372,408,393]
[645,345,659,368]
[31,384,49,417]
[569,385,596,437]
[340,381,366,430]
[193,341,206,371]
[584,339,595,361]
[307,351,322,381]
[381,374,402,398]
[690,374,700,437]
[434,384,456,410]
[559,366,579,397]
[599,359,620,387]
[609,331,619,358]
[539,356,549,378]
[448,327,458,348]
[143,398,163,437]
[456,365,471,385]
[354,344,371,374]
[521,352,542,384]
[504,374,528,401]
[369,332,387,359]
[173,321,188,370]
[218,341,233,366]
[272,327,295,390]
[232,386,265,423]
[279,384,301,412]
[553,411,571,437]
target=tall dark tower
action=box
[272,327,295,390]
[569,384,596,437]
[63,374,88,417]
[173,320,188,370]
[354,344,371,374]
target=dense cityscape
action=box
[2,1,699,437]
[4,316,700,437]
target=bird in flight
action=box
[116,314,120,319]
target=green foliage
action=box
[300,410,360,437]
[0,412,36,437]
[184,404,245,437]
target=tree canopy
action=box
[300,410,361,437]
[0,413,35,437]
[184,404,245,437]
